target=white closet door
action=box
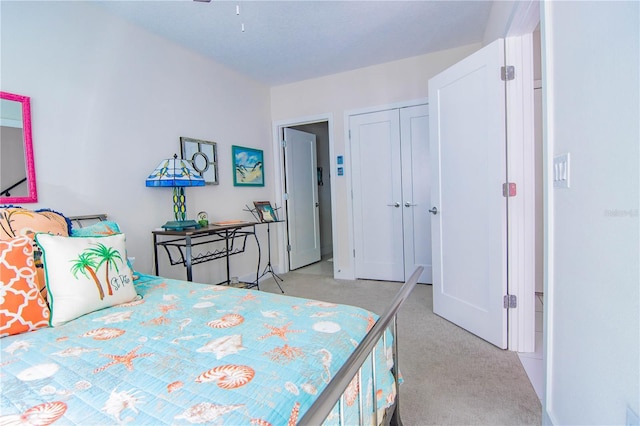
[400,104,432,284]
[351,110,405,281]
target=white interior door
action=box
[428,38,508,349]
[284,128,321,270]
[400,105,432,284]
[351,110,404,281]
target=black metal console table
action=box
[152,222,261,288]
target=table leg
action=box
[185,235,193,282]
[153,233,160,276]
[225,229,231,284]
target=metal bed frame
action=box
[68,215,422,425]
[300,267,423,426]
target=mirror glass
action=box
[0,92,37,204]
[180,137,219,185]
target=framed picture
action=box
[180,137,219,185]
[253,201,277,222]
[232,145,264,186]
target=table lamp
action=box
[146,154,205,230]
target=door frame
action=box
[505,34,536,353]
[343,98,429,280]
[503,1,540,353]
[272,113,335,276]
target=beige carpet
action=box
[259,266,542,425]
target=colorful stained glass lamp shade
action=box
[146,154,205,230]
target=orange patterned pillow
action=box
[0,236,50,336]
[0,207,70,305]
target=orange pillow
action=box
[0,236,50,336]
[0,207,70,305]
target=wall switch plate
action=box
[553,153,570,188]
[627,406,640,426]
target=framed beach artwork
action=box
[232,145,264,187]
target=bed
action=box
[0,208,421,425]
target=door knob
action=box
[405,202,417,207]
[387,202,401,208]
[428,207,438,215]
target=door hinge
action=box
[287,244,292,252]
[281,139,287,148]
[348,130,351,140]
[283,193,289,201]
[501,65,515,81]
[502,182,517,197]
[503,294,517,309]
[353,249,356,258]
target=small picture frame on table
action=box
[253,201,277,222]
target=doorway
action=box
[516,23,544,401]
[278,119,333,273]
[427,1,542,357]
[289,123,333,264]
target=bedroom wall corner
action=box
[1,1,275,283]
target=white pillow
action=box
[35,233,137,326]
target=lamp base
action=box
[162,220,201,231]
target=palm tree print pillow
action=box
[34,233,137,326]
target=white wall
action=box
[543,1,639,424]
[1,2,274,283]
[270,44,480,278]
[483,0,518,44]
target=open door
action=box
[283,128,321,270]
[428,39,508,349]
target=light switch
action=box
[553,153,570,188]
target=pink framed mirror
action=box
[0,91,37,204]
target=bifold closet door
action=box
[400,104,432,284]
[351,110,405,281]
[351,105,431,283]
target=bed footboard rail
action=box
[299,266,424,425]
[68,214,108,228]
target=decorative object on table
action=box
[145,154,205,230]
[252,201,277,222]
[196,211,209,227]
[212,220,250,226]
[180,137,219,185]
[232,145,264,187]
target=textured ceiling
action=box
[95,1,493,86]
